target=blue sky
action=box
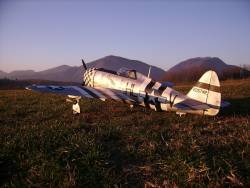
[0,0,249,72]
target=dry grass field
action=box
[0,78,250,187]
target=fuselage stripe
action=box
[145,80,156,93]
[155,85,167,96]
[195,82,220,93]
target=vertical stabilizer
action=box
[187,70,221,116]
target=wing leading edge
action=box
[25,85,136,104]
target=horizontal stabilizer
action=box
[221,100,230,108]
[174,103,209,111]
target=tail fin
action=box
[187,70,221,116]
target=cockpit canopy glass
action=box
[117,67,137,79]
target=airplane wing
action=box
[25,85,136,104]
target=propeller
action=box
[82,59,87,70]
[81,59,88,86]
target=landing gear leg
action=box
[66,95,81,115]
[72,101,80,114]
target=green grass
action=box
[0,79,250,187]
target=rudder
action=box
[187,70,221,116]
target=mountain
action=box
[3,56,247,83]
[0,70,7,78]
[7,70,36,80]
[87,55,166,80]
[39,65,73,75]
[162,57,250,83]
[36,65,80,82]
[0,55,165,82]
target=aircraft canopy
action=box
[117,67,137,79]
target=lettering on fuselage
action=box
[125,82,137,98]
[192,87,208,95]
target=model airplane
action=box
[26,59,229,116]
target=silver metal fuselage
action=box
[83,68,205,115]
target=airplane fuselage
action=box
[83,68,206,115]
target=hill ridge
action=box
[163,57,250,82]
[0,55,165,82]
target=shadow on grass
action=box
[0,157,19,186]
[220,97,250,117]
[94,127,146,186]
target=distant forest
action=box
[163,65,250,83]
